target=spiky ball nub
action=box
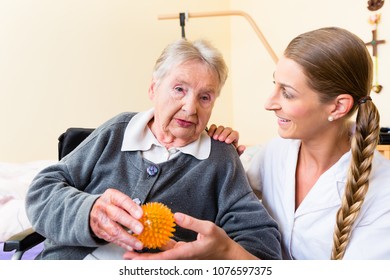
[134,202,176,249]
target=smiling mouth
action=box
[277,117,290,123]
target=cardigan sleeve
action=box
[26,113,133,247]
[210,141,282,260]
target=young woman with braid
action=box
[124,27,390,260]
[247,26,389,260]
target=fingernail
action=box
[174,212,183,222]
[135,210,142,218]
[134,241,143,250]
[134,224,143,234]
[126,246,134,251]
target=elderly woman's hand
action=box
[207,124,246,156]
[122,212,258,260]
[89,188,144,251]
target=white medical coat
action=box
[246,137,390,259]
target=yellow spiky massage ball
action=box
[134,202,176,249]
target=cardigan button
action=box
[146,165,158,176]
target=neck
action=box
[295,127,350,209]
[299,124,351,171]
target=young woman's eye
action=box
[282,88,293,99]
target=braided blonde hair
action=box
[332,99,380,259]
[284,27,381,259]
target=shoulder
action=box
[91,112,138,137]
[245,138,299,186]
[63,112,138,158]
[370,152,390,185]
[358,152,390,221]
[371,151,390,177]
[207,139,245,173]
[252,137,300,163]
[210,138,239,159]
[98,112,137,129]
[266,137,300,151]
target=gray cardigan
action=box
[26,112,281,259]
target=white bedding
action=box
[0,160,56,241]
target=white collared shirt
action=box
[246,137,390,259]
[121,108,211,163]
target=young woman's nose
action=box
[264,88,281,111]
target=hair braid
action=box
[331,101,380,259]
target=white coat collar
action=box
[294,147,350,218]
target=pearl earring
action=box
[328,116,334,122]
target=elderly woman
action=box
[26,39,281,260]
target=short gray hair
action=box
[152,39,228,94]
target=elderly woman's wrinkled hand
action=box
[89,188,144,251]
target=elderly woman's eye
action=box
[201,95,210,101]
[174,86,184,93]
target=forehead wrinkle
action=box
[172,72,218,93]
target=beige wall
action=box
[230,0,390,146]
[2,0,390,162]
[0,0,232,162]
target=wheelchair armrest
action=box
[3,228,45,260]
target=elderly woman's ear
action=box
[148,80,157,100]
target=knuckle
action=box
[106,204,122,221]
[202,221,216,235]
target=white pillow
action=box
[0,160,56,241]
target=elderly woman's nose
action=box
[182,95,197,115]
